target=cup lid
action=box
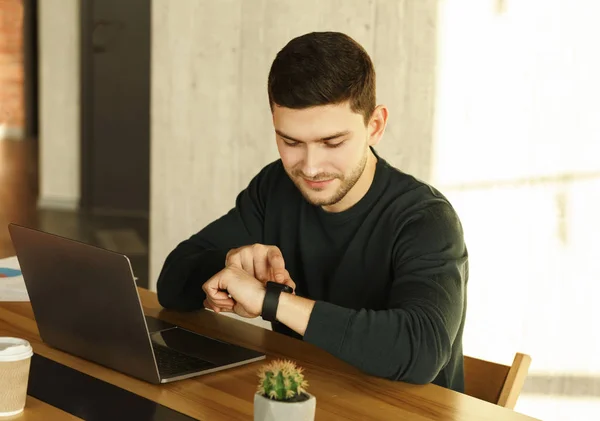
[0,337,33,362]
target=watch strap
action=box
[261,281,292,322]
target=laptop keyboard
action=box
[152,344,215,378]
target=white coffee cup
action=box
[0,337,33,417]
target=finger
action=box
[207,289,231,300]
[210,297,236,308]
[203,299,220,312]
[280,270,296,291]
[203,272,231,300]
[204,298,234,314]
[240,249,255,277]
[224,248,235,265]
[253,246,269,282]
[266,246,286,282]
[226,251,243,269]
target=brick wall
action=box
[0,0,24,139]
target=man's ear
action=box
[367,105,389,146]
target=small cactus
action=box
[256,359,309,402]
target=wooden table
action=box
[0,288,540,420]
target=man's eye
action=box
[284,140,300,147]
[326,141,345,148]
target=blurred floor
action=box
[0,138,149,287]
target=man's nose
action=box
[300,145,323,177]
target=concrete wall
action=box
[37,0,80,210]
[150,0,439,297]
[34,0,438,256]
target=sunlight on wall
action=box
[432,1,600,419]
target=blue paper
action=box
[0,268,22,277]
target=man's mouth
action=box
[302,178,334,189]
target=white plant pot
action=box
[254,392,316,421]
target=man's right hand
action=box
[225,244,296,291]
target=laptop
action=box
[8,223,265,384]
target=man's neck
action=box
[322,149,378,213]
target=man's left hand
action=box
[202,266,266,318]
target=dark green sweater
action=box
[156,150,468,392]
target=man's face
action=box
[272,102,373,209]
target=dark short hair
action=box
[267,32,376,125]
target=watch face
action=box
[267,281,293,293]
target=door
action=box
[81,0,150,215]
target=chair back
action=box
[464,352,531,409]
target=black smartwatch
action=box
[261,281,293,322]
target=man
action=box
[156,31,468,392]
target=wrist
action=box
[276,291,292,321]
[257,288,266,313]
[273,293,315,336]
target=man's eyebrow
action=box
[275,130,350,143]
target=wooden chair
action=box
[464,352,532,409]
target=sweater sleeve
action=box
[156,164,274,311]
[303,203,468,384]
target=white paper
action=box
[0,256,29,302]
